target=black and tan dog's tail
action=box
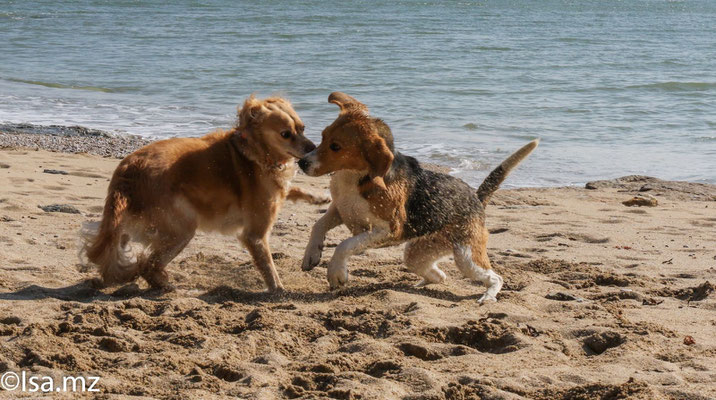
[476,139,539,207]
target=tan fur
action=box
[82,96,317,292]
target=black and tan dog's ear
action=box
[362,136,394,190]
[328,92,368,114]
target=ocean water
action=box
[1,0,714,187]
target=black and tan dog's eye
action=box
[330,143,341,152]
[280,130,292,139]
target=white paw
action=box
[414,266,446,287]
[313,195,331,205]
[413,279,429,288]
[327,259,348,289]
[478,293,498,304]
[301,245,322,271]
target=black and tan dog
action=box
[82,95,324,293]
[298,92,538,302]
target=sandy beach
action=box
[1,131,715,399]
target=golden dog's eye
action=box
[330,143,341,152]
[280,130,292,139]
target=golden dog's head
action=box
[298,92,394,189]
[237,96,315,165]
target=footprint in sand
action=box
[70,170,106,179]
[43,185,67,191]
[597,217,627,224]
[8,177,27,186]
[536,232,609,244]
[2,204,24,211]
[623,208,648,214]
[87,205,104,213]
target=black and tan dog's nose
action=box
[298,157,310,172]
[304,141,316,154]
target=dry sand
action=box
[0,146,715,399]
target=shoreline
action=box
[2,123,715,195]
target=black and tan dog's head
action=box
[299,92,394,189]
[237,96,315,165]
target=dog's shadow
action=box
[198,282,481,305]
[0,280,169,303]
[0,280,480,305]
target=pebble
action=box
[546,292,585,302]
[38,204,81,214]
[43,169,68,175]
[622,194,658,207]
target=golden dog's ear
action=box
[328,92,368,114]
[237,95,265,133]
[362,136,394,190]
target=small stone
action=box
[684,336,695,346]
[546,292,584,302]
[38,204,81,214]
[43,169,68,175]
[622,195,658,207]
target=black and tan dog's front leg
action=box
[327,229,389,289]
[301,204,342,271]
[287,187,330,205]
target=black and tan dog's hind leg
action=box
[404,235,451,287]
[452,228,503,303]
[403,225,502,303]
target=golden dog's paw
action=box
[310,195,332,205]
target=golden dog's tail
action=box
[476,139,539,207]
[80,190,139,286]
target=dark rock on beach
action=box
[38,204,82,214]
[0,123,152,159]
[586,175,716,201]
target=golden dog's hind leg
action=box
[140,230,195,291]
[286,187,330,205]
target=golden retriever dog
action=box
[298,92,538,303]
[82,95,323,293]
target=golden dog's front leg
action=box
[327,229,389,289]
[302,204,343,271]
[241,232,284,293]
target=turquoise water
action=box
[1,0,715,187]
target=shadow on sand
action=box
[0,280,482,305]
[198,282,482,305]
[0,280,169,303]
